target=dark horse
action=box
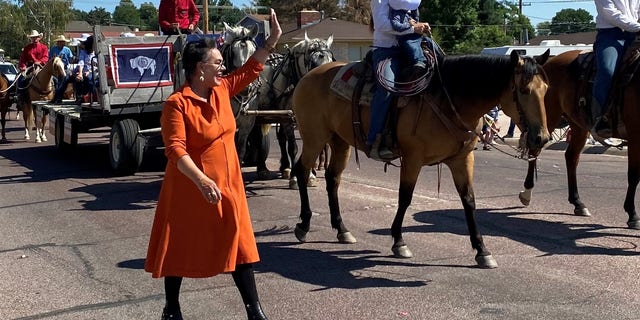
[290,51,551,268]
[508,49,640,229]
[0,73,13,142]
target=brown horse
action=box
[18,57,65,142]
[0,73,12,142]
[290,51,551,268]
[508,49,640,229]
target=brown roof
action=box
[528,31,595,45]
[279,17,371,43]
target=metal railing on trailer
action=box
[35,25,185,175]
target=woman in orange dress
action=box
[145,9,281,320]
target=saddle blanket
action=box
[330,62,375,106]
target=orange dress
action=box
[145,57,264,278]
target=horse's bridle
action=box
[219,36,257,73]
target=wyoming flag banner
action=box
[109,43,174,88]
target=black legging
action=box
[163,263,260,310]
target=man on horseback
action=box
[368,0,431,161]
[592,0,640,138]
[17,30,49,106]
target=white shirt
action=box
[371,0,416,48]
[389,0,420,10]
[595,0,640,32]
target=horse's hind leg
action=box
[447,155,497,268]
[565,126,590,216]
[293,136,337,242]
[37,108,48,142]
[0,105,7,142]
[624,144,640,229]
[276,124,291,178]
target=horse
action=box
[0,73,12,142]
[507,49,640,229]
[290,50,551,268]
[252,32,335,186]
[18,57,66,142]
[218,22,264,173]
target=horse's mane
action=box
[224,25,255,45]
[290,37,331,55]
[435,55,514,99]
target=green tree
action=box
[536,21,551,36]
[87,7,112,26]
[210,0,244,32]
[422,0,480,54]
[113,0,141,29]
[0,1,26,59]
[454,25,511,54]
[550,8,595,34]
[337,0,370,24]
[139,2,158,31]
[71,8,88,21]
[20,0,73,45]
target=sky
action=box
[71,0,597,27]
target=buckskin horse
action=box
[290,51,550,268]
[18,57,66,142]
[506,48,640,229]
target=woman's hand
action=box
[264,8,282,48]
[198,175,222,204]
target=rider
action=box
[368,0,430,161]
[592,0,640,138]
[17,30,49,104]
[158,0,200,35]
[49,35,74,103]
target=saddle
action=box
[574,41,640,140]
[329,41,438,157]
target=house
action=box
[62,20,159,45]
[237,10,373,62]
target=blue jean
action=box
[398,34,425,66]
[593,27,636,113]
[367,47,401,145]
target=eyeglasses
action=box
[200,61,225,72]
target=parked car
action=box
[0,61,19,83]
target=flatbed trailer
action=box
[34,26,185,175]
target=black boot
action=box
[161,307,183,320]
[245,302,268,320]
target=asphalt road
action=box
[1,116,638,320]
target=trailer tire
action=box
[110,119,144,176]
[54,115,77,151]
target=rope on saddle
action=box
[376,58,430,96]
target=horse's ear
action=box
[535,49,550,65]
[304,31,311,43]
[326,34,333,48]
[510,50,521,65]
[249,23,259,39]
[223,22,232,32]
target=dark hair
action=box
[183,37,217,83]
[84,36,94,53]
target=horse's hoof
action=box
[574,207,591,217]
[307,175,317,187]
[41,135,47,142]
[257,170,271,180]
[281,168,291,180]
[627,219,640,230]
[337,232,356,244]
[0,137,7,144]
[35,137,42,143]
[475,254,498,269]
[392,245,413,258]
[518,188,532,206]
[289,177,298,190]
[294,224,308,242]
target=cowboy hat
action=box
[27,30,42,38]
[53,35,70,42]
[77,33,91,42]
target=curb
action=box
[499,137,627,157]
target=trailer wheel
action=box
[109,119,144,176]
[54,115,77,151]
